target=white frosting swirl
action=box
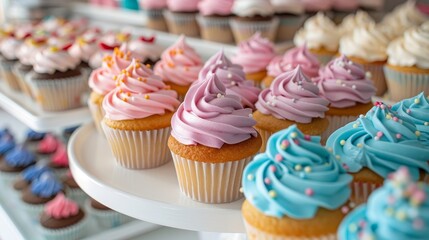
[232,0,274,17]
[33,47,80,74]
[339,24,390,62]
[339,11,374,36]
[270,0,304,15]
[293,13,340,51]
[0,37,22,60]
[387,23,429,69]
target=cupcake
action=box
[271,0,306,42]
[340,24,390,96]
[21,172,63,218]
[0,32,23,91]
[254,66,329,152]
[102,59,180,169]
[27,44,86,111]
[85,198,132,229]
[48,143,69,178]
[294,12,340,64]
[231,32,275,87]
[13,163,52,192]
[326,102,429,203]
[392,92,429,145]
[338,167,429,240]
[62,170,87,206]
[39,193,88,240]
[331,0,359,24]
[230,0,279,43]
[315,55,376,141]
[242,125,352,240]
[88,48,132,134]
[36,134,59,158]
[163,0,200,37]
[23,129,46,152]
[384,23,429,102]
[0,133,15,157]
[68,34,98,73]
[168,72,261,203]
[338,10,374,37]
[140,0,168,31]
[197,50,260,109]
[154,36,202,100]
[262,44,320,88]
[120,36,162,66]
[196,0,234,43]
[88,32,130,69]
[0,146,36,185]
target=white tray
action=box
[68,123,245,233]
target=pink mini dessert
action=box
[254,66,330,151]
[37,134,59,155]
[164,0,200,37]
[154,35,202,100]
[49,143,69,178]
[197,50,260,109]
[263,44,320,88]
[232,32,275,87]
[119,36,162,66]
[196,0,235,43]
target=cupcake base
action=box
[0,60,20,91]
[145,9,168,32]
[12,62,34,97]
[163,11,200,37]
[246,71,267,88]
[39,214,89,240]
[196,15,234,44]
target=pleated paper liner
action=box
[146,9,168,32]
[163,11,200,37]
[384,65,429,102]
[12,62,34,98]
[87,98,105,135]
[196,15,234,44]
[0,60,21,91]
[84,199,132,229]
[38,214,90,240]
[229,17,279,44]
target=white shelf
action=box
[68,123,245,233]
[0,82,91,132]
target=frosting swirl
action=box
[242,125,352,219]
[198,0,233,16]
[4,146,36,168]
[326,102,429,180]
[103,60,180,121]
[171,72,258,149]
[33,46,80,74]
[0,36,22,60]
[231,0,274,17]
[154,35,202,86]
[31,172,63,198]
[22,163,52,182]
[232,32,275,74]
[315,55,376,108]
[68,36,98,63]
[339,11,375,37]
[386,24,429,69]
[44,193,80,219]
[0,134,15,155]
[294,13,340,52]
[120,36,162,63]
[198,50,260,109]
[37,134,59,154]
[88,67,117,96]
[51,143,68,168]
[267,45,320,79]
[255,66,329,123]
[167,0,199,12]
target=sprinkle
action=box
[177,48,184,54]
[135,63,140,68]
[169,49,176,55]
[342,83,346,87]
[349,202,356,208]
[113,75,117,80]
[275,154,283,162]
[227,73,232,79]
[217,93,223,98]
[281,140,289,149]
[386,114,392,120]
[365,71,372,78]
[168,62,175,68]
[305,188,314,196]
[358,220,366,228]
[353,123,358,128]
[376,131,383,138]
[348,61,353,65]
[385,207,394,216]
[395,210,407,221]
[304,166,312,173]
[342,163,349,170]
[357,143,363,148]
[380,104,386,109]
[268,190,277,198]
[407,109,411,114]
[217,60,223,64]
[347,69,351,73]
[146,64,151,68]
[290,132,298,138]
[352,85,356,89]
[336,155,341,160]
[294,139,300,145]
[425,122,429,126]
[359,114,365,118]
[247,174,254,181]
[126,72,130,77]
[231,81,236,86]
[248,113,253,118]
[374,136,380,141]
[295,164,302,171]
[126,92,131,97]
[413,219,424,230]
[239,187,243,193]
[393,117,399,122]
[122,98,128,102]
[270,165,277,172]
[144,94,150,100]
[348,223,358,232]
[414,98,420,104]
[340,140,346,146]
[415,131,421,137]
[327,147,333,153]
[264,178,271,185]
[341,206,349,214]
[396,133,402,139]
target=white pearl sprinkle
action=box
[365,71,372,78]
[352,85,356,89]
[359,114,365,118]
[216,93,223,98]
[227,73,232,79]
[425,122,429,126]
[231,81,236,86]
[347,69,351,73]
[248,113,253,118]
[217,60,223,64]
[348,61,353,65]
[342,83,346,87]
[292,98,297,103]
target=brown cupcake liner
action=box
[0,60,21,91]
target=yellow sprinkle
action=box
[137,77,143,81]
[340,140,346,146]
[122,98,128,102]
[357,143,363,148]
[146,64,151,68]
[416,131,421,137]
[304,166,312,173]
[144,94,150,100]
[113,75,117,80]
[247,174,254,181]
[268,190,277,198]
[395,211,407,221]
[294,164,302,171]
[336,155,341,160]
[290,132,298,138]
[414,98,420,104]
[177,48,184,54]
[127,92,131,97]
[135,63,140,68]
[49,46,59,52]
[386,114,392,120]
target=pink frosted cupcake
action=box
[102,59,180,169]
[48,142,69,179]
[68,33,98,71]
[119,36,162,66]
[196,0,234,43]
[197,50,260,109]
[164,0,200,37]
[0,30,24,91]
[262,44,320,88]
[88,32,130,69]
[232,32,275,87]
[154,36,202,100]
[140,0,168,31]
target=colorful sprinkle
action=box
[327,147,333,153]
[304,166,312,173]
[293,139,300,145]
[341,206,349,214]
[342,163,349,170]
[248,114,253,118]
[264,178,271,185]
[340,140,346,146]
[393,117,399,122]
[415,131,421,137]
[294,164,302,171]
[407,109,411,114]
[365,71,372,78]
[353,123,358,128]
[352,85,356,89]
[275,154,283,162]
[386,114,392,120]
[247,174,254,181]
[227,73,232,79]
[270,165,277,172]
[395,210,407,221]
[268,190,277,198]
[414,98,420,104]
[396,133,402,139]
[349,202,356,208]
[280,140,289,150]
[359,114,365,118]
[424,122,429,126]
[304,135,311,141]
[239,187,243,193]
[290,132,298,138]
[357,143,363,148]
[336,155,341,160]
[305,188,314,196]
[144,94,150,100]
[380,104,386,110]
[348,224,358,232]
[376,131,384,138]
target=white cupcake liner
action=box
[65,187,87,207]
[84,199,132,229]
[276,15,305,42]
[383,66,429,102]
[102,122,172,169]
[360,62,386,96]
[38,214,89,240]
[87,98,105,136]
[12,62,34,98]
[244,219,336,240]
[230,17,279,43]
[26,73,87,111]
[171,152,253,203]
[257,128,273,153]
[351,181,381,205]
[0,171,19,188]
[0,60,21,91]
[196,15,234,43]
[163,10,200,37]
[321,115,357,144]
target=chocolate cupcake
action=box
[62,170,87,206]
[13,163,52,192]
[0,145,36,186]
[48,142,69,178]
[85,198,132,229]
[0,132,15,158]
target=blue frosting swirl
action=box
[392,92,429,144]
[242,125,352,219]
[25,129,46,141]
[0,134,15,155]
[30,172,63,198]
[326,102,429,180]
[22,163,52,182]
[4,146,36,168]
[338,167,429,240]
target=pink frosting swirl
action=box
[89,32,129,69]
[255,66,329,123]
[120,36,162,63]
[171,72,258,149]
[154,36,202,86]
[68,36,98,63]
[267,45,320,78]
[0,37,22,60]
[51,143,68,168]
[232,32,275,74]
[198,50,260,109]
[16,38,47,66]
[198,0,234,16]
[44,193,79,219]
[167,0,199,12]
[103,60,180,121]
[314,55,376,108]
[88,68,116,96]
[38,134,59,154]
[33,46,80,74]
[140,0,167,9]
[101,48,133,75]
[301,0,332,12]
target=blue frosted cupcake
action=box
[13,162,52,192]
[0,132,15,157]
[23,129,46,152]
[338,167,429,240]
[0,146,36,185]
[242,125,353,239]
[327,102,429,203]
